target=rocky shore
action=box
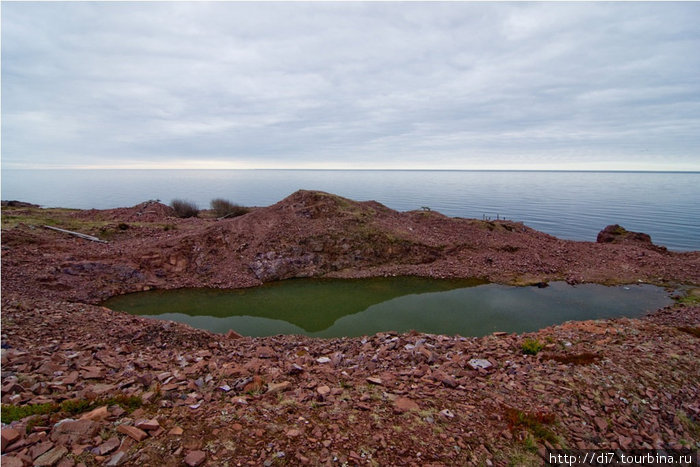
[2,191,699,466]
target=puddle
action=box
[103,277,672,338]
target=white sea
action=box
[2,169,698,251]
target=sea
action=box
[2,169,698,251]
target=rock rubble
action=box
[2,191,699,465]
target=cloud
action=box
[2,2,699,170]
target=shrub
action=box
[210,198,249,218]
[521,338,544,355]
[171,199,199,218]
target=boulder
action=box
[596,224,666,252]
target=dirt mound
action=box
[73,200,177,222]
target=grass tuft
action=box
[504,407,558,444]
[521,338,544,355]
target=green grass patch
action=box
[1,402,57,424]
[1,394,143,424]
[521,338,544,355]
[676,295,700,306]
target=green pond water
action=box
[103,277,672,338]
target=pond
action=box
[103,277,672,338]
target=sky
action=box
[2,2,700,171]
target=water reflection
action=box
[103,278,671,338]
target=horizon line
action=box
[3,167,699,174]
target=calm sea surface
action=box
[2,170,698,251]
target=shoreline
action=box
[2,191,699,465]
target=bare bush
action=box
[171,199,199,218]
[210,198,249,218]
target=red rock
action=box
[2,427,21,453]
[2,382,24,394]
[266,381,291,394]
[1,456,24,467]
[184,450,206,466]
[57,458,75,467]
[366,377,383,385]
[79,405,108,421]
[97,437,120,455]
[51,420,100,445]
[256,346,275,358]
[286,429,301,437]
[135,419,161,431]
[116,425,148,442]
[242,376,265,393]
[34,446,68,466]
[433,370,457,388]
[225,329,242,339]
[30,441,54,459]
[316,385,331,396]
[594,417,608,432]
[168,426,184,436]
[393,397,419,412]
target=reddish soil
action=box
[1,190,699,466]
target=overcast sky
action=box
[2,2,699,170]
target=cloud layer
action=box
[3,2,699,170]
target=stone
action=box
[1,456,24,467]
[135,419,161,431]
[56,458,75,467]
[2,427,21,453]
[225,329,242,339]
[242,376,265,393]
[184,450,206,466]
[366,377,383,385]
[434,370,457,388]
[51,420,100,445]
[169,426,184,436]
[468,358,493,370]
[286,429,301,438]
[267,381,291,394]
[316,357,331,363]
[316,385,331,396]
[79,405,108,421]
[30,441,54,459]
[116,425,148,442]
[97,437,120,455]
[105,451,128,466]
[594,417,608,432]
[256,346,275,358]
[34,446,68,466]
[393,397,419,412]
